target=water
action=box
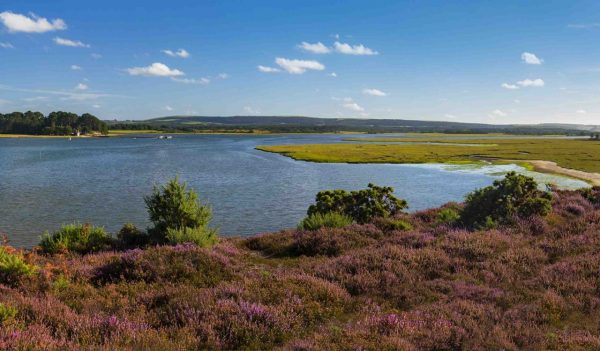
[0,134,589,247]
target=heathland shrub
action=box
[0,246,36,284]
[145,177,217,246]
[117,223,149,248]
[39,223,113,254]
[298,212,353,231]
[307,183,408,223]
[461,172,552,229]
[0,303,17,325]
[436,207,461,225]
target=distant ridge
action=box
[110,115,600,134]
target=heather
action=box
[1,187,600,349]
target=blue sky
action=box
[1,0,599,124]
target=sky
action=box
[1,0,600,124]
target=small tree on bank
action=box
[144,177,217,247]
[461,171,552,229]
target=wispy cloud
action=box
[126,62,184,77]
[0,42,14,49]
[0,84,116,101]
[165,105,173,111]
[297,41,331,54]
[217,73,229,79]
[91,53,102,59]
[521,52,543,65]
[257,65,281,73]
[54,37,90,48]
[171,77,210,85]
[363,88,388,96]
[75,83,88,91]
[501,83,519,90]
[491,109,507,117]
[0,11,66,33]
[333,41,378,55]
[243,106,261,114]
[71,65,82,70]
[162,48,190,58]
[274,57,325,74]
[517,78,545,87]
[576,109,587,114]
[567,23,600,29]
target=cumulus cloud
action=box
[53,37,90,48]
[333,41,378,55]
[329,72,337,77]
[491,109,507,117]
[521,52,543,65]
[126,62,184,77]
[243,106,260,114]
[165,105,173,111]
[0,11,66,33]
[343,102,365,112]
[501,83,519,90]
[162,49,190,58]
[0,42,14,49]
[297,41,331,54]
[75,83,88,90]
[71,65,82,70]
[257,65,280,73]
[363,88,388,96]
[517,78,545,87]
[274,57,325,74]
[171,77,210,84]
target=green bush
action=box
[373,217,413,232]
[436,207,461,225]
[461,172,552,229]
[0,246,36,285]
[298,212,353,231]
[145,177,217,246]
[117,223,149,248]
[39,223,113,254]
[307,183,408,223]
[165,226,218,247]
[0,303,17,325]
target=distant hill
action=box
[107,115,600,135]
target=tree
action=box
[461,171,552,229]
[307,183,408,223]
[144,177,217,246]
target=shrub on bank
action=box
[298,212,353,231]
[461,172,552,229]
[116,223,149,248]
[145,177,217,246]
[39,223,113,254]
[307,183,408,223]
[0,246,36,285]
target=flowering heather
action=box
[0,189,600,349]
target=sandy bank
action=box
[528,160,600,186]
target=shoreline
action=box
[526,160,600,186]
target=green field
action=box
[257,137,600,173]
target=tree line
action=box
[0,111,108,135]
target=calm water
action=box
[0,134,589,247]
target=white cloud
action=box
[92,104,101,109]
[162,48,190,58]
[329,72,337,77]
[75,83,88,90]
[217,73,229,79]
[53,37,90,48]
[171,77,210,84]
[501,83,519,90]
[517,78,545,87]
[444,114,457,119]
[71,65,82,70]
[514,99,521,103]
[0,42,14,49]
[333,41,378,55]
[165,105,173,111]
[274,57,325,74]
[0,11,66,33]
[297,41,331,54]
[343,102,365,112]
[491,109,507,117]
[567,23,600,29]
[243,106,260,114]
[91,53,102,59]
[126,62,184,77]
[363,88,388,96]
[576,109,587,114]
[521,52,543,65]
[257,65,281,73]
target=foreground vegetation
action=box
[1,175,600,349]
[0,111,108,136]
[257,136,600,174]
